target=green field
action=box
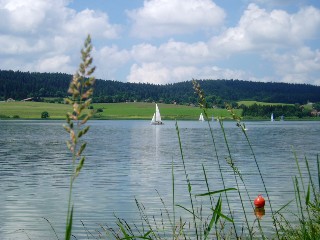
[0,101,241,120]
[237,100,294,106]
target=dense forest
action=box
[1,69,320,107]
[241,104,312,119]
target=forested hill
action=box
[1,69,320,105]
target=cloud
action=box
[127,62,171,84]
[127,62,253,84]
[0,0,120,73]
[127,0,225,38]
[37,55,71,72]
[131,40,211,65]
[63,9,120,39]
[94,45,131,80]
[210,4,320,54]
[265,47,320,84]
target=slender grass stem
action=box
[219,120,252,239]
[305,156,316,199]
[175,121,199,239]
[193,79,238,238]
[172,158,176,240]
[240,122,279,239]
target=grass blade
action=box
[65,205,73,240]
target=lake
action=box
[0,120,319,239]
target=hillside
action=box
[1,69,320,105]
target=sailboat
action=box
[151,104,164,125]
[199,113,204,121]
[271,113,274,122]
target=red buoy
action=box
[254,194,265,208]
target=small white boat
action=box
[271,113,274,122]
[151,104,164,125]
[199,113,204,121]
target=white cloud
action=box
[94,46,131,80]
[127,0,225,38]
[127,62,255,84]
[265,47,320,84]
[211,4,320,54]
[0,0,64,33]
[0,35,47,54]
[63,9,120,39]
[127,62,171,84]
[131,40,210,65]
[0,0,120,74]
[37,55,71,72]
[200,66,253,80]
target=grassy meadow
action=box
[237,100,294,106]
[0,101,73,119]
[0,101,241,120]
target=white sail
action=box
[151,113,155,123]
[199,113,204,121]
[151,104,163,125]
[155,104,162,122]
[271,113,274,122]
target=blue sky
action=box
[1,0,319,85]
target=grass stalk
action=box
[226,104,278,239]
[172,158,176,239]
[175,120,199,239]
[63,35,95,240]
[218,119,252,239]
[192,79,238,238]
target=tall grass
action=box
[63,35,95,240]
[275,154,320,239]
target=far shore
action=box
[0,101,319,121]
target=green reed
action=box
[277,152,320,240]
[276,154,320,239]
[63,35,95,240]
[192,80,238,238]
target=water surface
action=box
[0,120,319,239]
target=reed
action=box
[275,154,320,239]
[63,35,95,240]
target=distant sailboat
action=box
[199,113,204,121]
[271,113,274,122]
[151,104,164,125]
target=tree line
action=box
[240,103,312,119]
[1,69,320,107]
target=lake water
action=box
[0,120,319,239]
